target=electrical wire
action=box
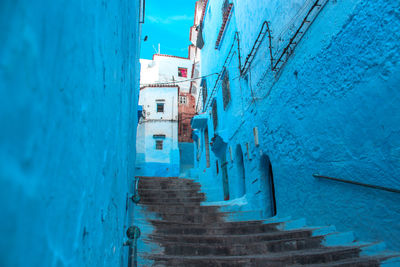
[140,72,219,87]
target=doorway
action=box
[221,153,230,201]
[235,145,246,197]
[259,155,277,217]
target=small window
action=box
[157,103,164,113]
[222,68,231,110]
[178,67,188,78]
[182,124,188,136]
[212,100,218,130]
[216,160,219,174]
[201,78,208,107]
[222,0,230,18]
[155,140,163,150]
[179,96,187,104]
[196,139,201,161]
[204,128,210,168]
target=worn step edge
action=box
[147,228,318,243]
[145,246,361,261]
[138,188,200,192]
[157,234,325,249]
[322,231,356,247]
[381,255,400,267]
[288,255,382,266]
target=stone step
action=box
[148,228,315,244]
[139,196,205,204]
[293,255,395,266]
[138,188,201,196]
[138,178,198,185]
[139,191,204,199]
[150,219,266,227]
[381,255,400,266]
[138,176,194,182]
[153,221,281,235]
[141,204,220,214]
[135,176,397,267]
[149,212,225,224]
[138,182,199,188]
[148,246,362,266]
[160,235,325,256]
[137,184,201,191]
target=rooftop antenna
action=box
[152,45,158,54]
[152,43,161,55]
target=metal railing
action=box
[313,174,400,194]
[240,21,273,76]
[200,0,329,113]
[203,32,240,112]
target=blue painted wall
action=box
[196,0,400,250]
[136,135,180,177]
[179,142,195,177]
[0,1,141,266]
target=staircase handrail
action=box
[313,174,400,194]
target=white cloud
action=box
[147,15,193,24]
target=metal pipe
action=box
[313,174,400,194]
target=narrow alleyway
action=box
[3,0,400,266]
[132,177,399,266]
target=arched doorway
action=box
[221,153,230,201]
[210,134,229,201]
[235,145,246,197]
[259,155,277,217]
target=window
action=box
[215,1,233,49]
[201,78,208,107]
[216,160,219,174]
[204,128,210,168]
[182,124,188,136]
[212,100,218,130]
[179,96,187,104]
[196,139,201,161]
[222,68,231,109]
[178,67,188,78]
[222,0,230,19]
[155,140,163,150]
[156,103,164,113]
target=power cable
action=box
[140,72,219,87]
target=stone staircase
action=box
[133,177,400,266]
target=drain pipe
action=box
[125,176,141,267]
[124,226,141,267]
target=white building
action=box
[136,1,206,177]
[140,52,194,93]
[136,85,180,177]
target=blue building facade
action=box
[193,0,400,251]
[0,1,143,266]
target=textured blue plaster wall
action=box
[198,0,400,250]
[254,0,400,249]
[0,1,141,266]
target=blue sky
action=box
[140,0,197,60]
